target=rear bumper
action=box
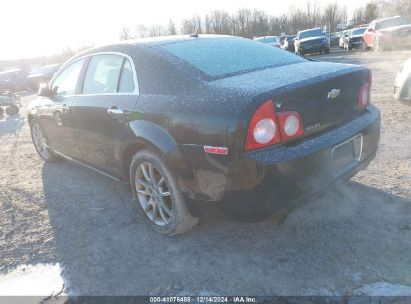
[181,105,380,203]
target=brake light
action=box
[358,71,372,111]
[245,100,280,151]
[245,101,305,151]
[277,112,304,142]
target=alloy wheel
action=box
[32,123,50,159]
[134,162,173,226]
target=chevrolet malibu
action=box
[28,35,380,235]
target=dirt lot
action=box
[0,50,410,296]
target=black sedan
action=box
[28,35,380,235]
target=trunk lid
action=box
[209,61,370,147]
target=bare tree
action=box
[120,25,132,40]
[181,16,202,34]
[322,2,347,32]
[167,19,177,35]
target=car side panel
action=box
[70,94,139,177]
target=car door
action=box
[38,59,85,160]
[70,53,139,177]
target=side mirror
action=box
[37,83,51,97]
[368,28,374,32]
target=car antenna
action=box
[189,26,200,38]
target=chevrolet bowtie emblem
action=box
[327,89,340,99]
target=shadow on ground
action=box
[41,160,411,296]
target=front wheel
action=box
[5,105,19,115]
[0,107,4,116]
[130,150,199,235]
[30,120,59,162]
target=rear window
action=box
[158,37,305,78]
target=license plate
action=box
[332,134,363,175]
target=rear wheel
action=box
[30,120,59,162]
[0,107,4,116]
[130,150,199,235]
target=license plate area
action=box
[332,134,363,175]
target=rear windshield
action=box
[299,29,324,39]
[158,37,305,78]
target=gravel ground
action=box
[0,50,410,296]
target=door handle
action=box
[107,106,124,118]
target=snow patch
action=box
[0,263,65,296]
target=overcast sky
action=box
[0,0,370,60]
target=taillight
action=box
[277,112,304,142]
[245,100,280,151]
[358,71,372,111]
[245,100,304,151]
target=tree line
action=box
[120,0,411,40]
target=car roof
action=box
[70,35,233,61]
[375,15,403,23]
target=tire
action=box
[5,105,19,115]
[130,150,199,235]
[362,40,369,51]
[0,107,4,116]
[30,119,59,162]
[374,36,383,52]
[324,47,330,54]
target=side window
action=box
[118,59,135,93]
[51,59,85,96]
[83,55,124,94]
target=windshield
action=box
[376,17,409,30]
[299,29,324,39]
[159,37,305,78]
[351,28,366,36]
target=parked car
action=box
[279,36,286,46]
[344,27,367,50]
[394,57,411,103]
[26,63,62,91]
[283,35,296,52]
[0,69,28,93]
[295,28,330,55]
[28,35,380,235]
[330,32,340,47]
[339,30,350,48]
[363,16,411,51]
[253,36,281,47]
